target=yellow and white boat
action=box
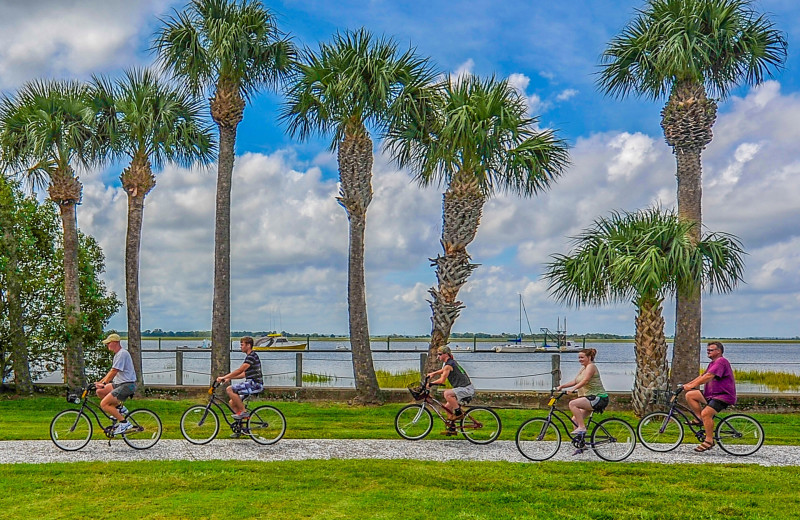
[252,334,307,351]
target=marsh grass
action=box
[735,369,800,391]
[376,369,420,389]
[2,459,800,519]
[302,373,335,384]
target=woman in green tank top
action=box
[555,348,608,435]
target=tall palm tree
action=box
[91,69,215,388]
[387,75,570,372]
[597,0,786,385]
[546,207,745,416]
[155,0,295,377]
[0,80,105,390]
[282,28,435,403]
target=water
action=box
[37,339,800,393]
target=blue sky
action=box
[1,0,799,338]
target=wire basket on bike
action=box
[650,388,675,407]
[407,383,428,400]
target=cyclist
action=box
[555,348,608,437]
[216,336,264,420]
[94,333,137,435]
[427,345,475,435]
[682,341,736,452]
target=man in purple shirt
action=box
[682,341,736,452]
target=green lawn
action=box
[1,459,798,519]
[1,395,799,444]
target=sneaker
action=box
[117,405,129,416]
[572,448,585,456]
[113,421,133,435]
[453,408,464,418]
[230,432,242,439]
[571,429,587,436]
[441,428,458,436]
[232,411,251,420]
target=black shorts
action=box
[706,399,730,412]
[586,394,609,412]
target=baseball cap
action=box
[437,345,451,354]
[102,333,122,344]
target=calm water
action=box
[38,339,799,393]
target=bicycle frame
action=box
[541,392,603,447]
[69,387,123,436]
[197,382,258,431]
[658,389,724,441]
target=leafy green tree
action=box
[0,80,107,389]
[545,207,744,415]
[92,68,215,387]
[155,0,295,378]
[0,177,120,388]
[282,28,435,403]
[387,75,569,371]
[597,0,786,385]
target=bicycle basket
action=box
[650,389,674,407]
[66,393,81,405]
[407,383,427,400]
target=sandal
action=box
[694,440,715,452]
[687,420,703,427]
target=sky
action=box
[1,0,799,338]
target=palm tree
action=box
[91,69,215,388]
[545,207,745,416]
[386,75,570,372]
[155,0,295,377]
[0,80,105,390]
[596,0,786,386]
[282,28,435,403]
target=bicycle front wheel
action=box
[180,405,220,445]
[50,410,92,451]
[123,408,162,449]
[716,414,764,456]
[515,418,561,461]
[460,407,501,444]
[394,404,433,440]
[637,412,684,452]
[247,405,286,445]
[591,418,636,462]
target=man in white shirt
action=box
[94,333,137,435]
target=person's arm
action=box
[570,364,596,392]
[431,365,452,386]
[683,371,715,391]
[217,363,250,383]
[426,367,444,379]
[96,368,120,386]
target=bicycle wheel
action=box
[122,409,162,449]
[515,418,561,461]
[180,405,220,445]
[637,412,684,452]
[591,418,636,462]
[460,407,502,445]
[716,414,764,456]
[247,405,286,445]
[394,404,433,440]
[50,410,92,451]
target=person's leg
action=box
[685,390,706,424]
[226,385,245,415]
[96,384,113,399]
[568,397,593,432]
[100,392,124,422]
[443,389,459,420]
[700,405,717,444]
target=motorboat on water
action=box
[252,334,307,351]
[534,341,582,353]
[492,343,538,353]
[177,339,211,351]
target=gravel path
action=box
[2,439,799,466]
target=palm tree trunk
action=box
[661,81,715,388]
[125,191,145,388]
[632,299,669,417]
[4,227,34,395]
[58,200,86,390]
[425,171,482,373]
[338,129,380,404]
[211,123,236,379]
[122,151,156,390]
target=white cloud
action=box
[556,89,578,101]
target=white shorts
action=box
[452,384,475,403]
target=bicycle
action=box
[637,385,764,456]
[180,380,286,445]
[515,390,636,462]
[49,383,162,451]
[394,376,502,444]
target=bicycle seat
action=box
[459,396,473,405]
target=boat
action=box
[177,339,211,351]
[450,344,473,352]
[335,344,350,351]
[252,334,307,351]
[492,294,538,352]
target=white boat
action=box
[177,339,211,350]
[492,344,538,353]
[450,345,473,352]
[335,344,350,351]
[253,334,307,351]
